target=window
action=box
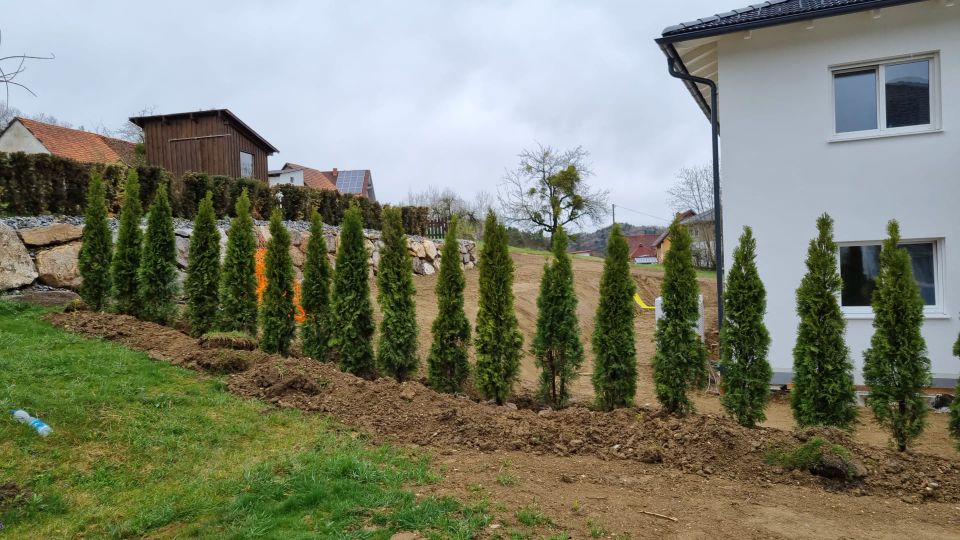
[239,152,254,178]
[839,240,941,315]
[832,54,937,138]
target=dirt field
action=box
[48,303,960,539]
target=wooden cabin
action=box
[130,109,278,181]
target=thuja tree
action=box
[110,169,143,315]
[652,219,707,415]
[474,210,523,405]
[863,220,931,451]
[427,217,471,393]
[950,334,960,449]
[719,226,772,427]
[137,184,178,324]
[533,227,583,409]
[376,206,419,381]
[78,171,112,310]
[301,209,333,360]
[591,224,636,410]
[185,192,221,336]
[260,209,297,355]
[790,213,857,428]
[330,204,376,377]
[218,189,258,335]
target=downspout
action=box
[665,55,724,332]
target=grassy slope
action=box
[0,302,489,539]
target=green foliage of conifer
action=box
[185,192,221,336]
[652,220,707,415]
[376,207,419,381]
[301,209,333,360]
[719,226,772,427]
[110,169,142,315]
[427,217,471,393]
[137,184,178,324]
[863,220,931,451]
[259,209,297,355]
[474,211,523,405]
[790,213,858,428]
[591,224,637,410]
[533,227,583,409]
[950,334,960,450]
[78,172,112,310]
[218,189,258,335]
[330,204,376,377]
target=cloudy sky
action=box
[5,0,728,228]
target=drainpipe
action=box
[666,56,724,332]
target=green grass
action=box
[0,301,489,538]
[514,506,551,527]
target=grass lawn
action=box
[0,301,490,539]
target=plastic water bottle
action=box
[11,410,52,437]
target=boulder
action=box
[411,257,424,275]
[18,223,83,247]
[421,261,436,276]
[409,240,426,258]
[35,242,82,289]
[289,245,305,268]
[254,224,271,247]
[175,236,190,269]
[0,224,38,290]
[423,240,438,260]
[324,233,338,253]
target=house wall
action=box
[0,121,50,155]
[141,114,270,181]
[716,2,960,384]
[269,169,304,187]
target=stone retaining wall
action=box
[0,216,476,292]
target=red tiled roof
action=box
[283,162,338,191]
[625,234,660,259]
[16,117,136,165]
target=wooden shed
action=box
[130,109,278,181]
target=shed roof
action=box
[129,109,278,154]
[11,117,136,165]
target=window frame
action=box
[837,238,945,318]
[830,52,940,141]
[239,151,254,178]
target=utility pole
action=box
[612,203,616,225]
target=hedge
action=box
[0,151,429,233]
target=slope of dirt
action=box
[46,311,960,506]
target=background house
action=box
[659,0,959,387]
[625,233,660,264]
[683,208,715,269]
[0,117,136,165]
[269,163,377,202]
[130,109,277,182]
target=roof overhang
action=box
[130,108,279,154]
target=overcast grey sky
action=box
[4,0,729,227]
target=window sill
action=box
[829,127,942,144]
[843,311,952,320]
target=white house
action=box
[658,0,959,388]
[268,168,305,187]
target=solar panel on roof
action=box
[336,170,366,194]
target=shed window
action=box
[839,240,941,315]
[832,54,937,138]
[239,152,254,178]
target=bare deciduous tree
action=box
[498,144,608,235]
[0,30,54,126]
[667,164,714,215]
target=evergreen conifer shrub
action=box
[330,204,376,377]
[376,206,419,381]
[218,189,258,335]
[185,192,221,336]
[790,213,858,428]
[950,334,960,450]
[259,209,297,355]
[110,169,143,315]
[863,220,931,451]
[719,226,772,427]
[78,171,112,310]
[137,184,178,324]
[301,209,333,360]
[652,219,707,415]
[474,211,523,405]
[427,217,471,393]
[533,227,583,409]
[591,224,637,410]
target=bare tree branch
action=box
[0,29,55,119]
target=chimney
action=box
[332,168,338,178]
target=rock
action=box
[175,236,190,269]
[410,240,426,258]
[254,224,271,247]
[371,250,381,268]
[504,402,518,410]
[463,261,475,270]
[0,223,38,290]
[814,451,866,480]
[423,240,438,260]
[421,261,436,276]
[289,245,305,268]
[399,385,416,401]
[35,242,82,289]
[462,252,471,264]
[411,257,424,275]
[324,234,338,253]
[174,227,192,238]
[18,223,83,247]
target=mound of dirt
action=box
[47,311,960,502]
[0,482,30,509]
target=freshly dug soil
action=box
[46,311,960,503]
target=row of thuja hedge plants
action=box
[0,151,430,234]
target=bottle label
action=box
[29,419,47,430]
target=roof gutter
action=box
[665,54,725,332]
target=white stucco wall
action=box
[716,2,959,384]
[0,120,49,155]
[268,169,304,187]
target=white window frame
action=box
[830,52,941,142]
[837,238,945,318]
